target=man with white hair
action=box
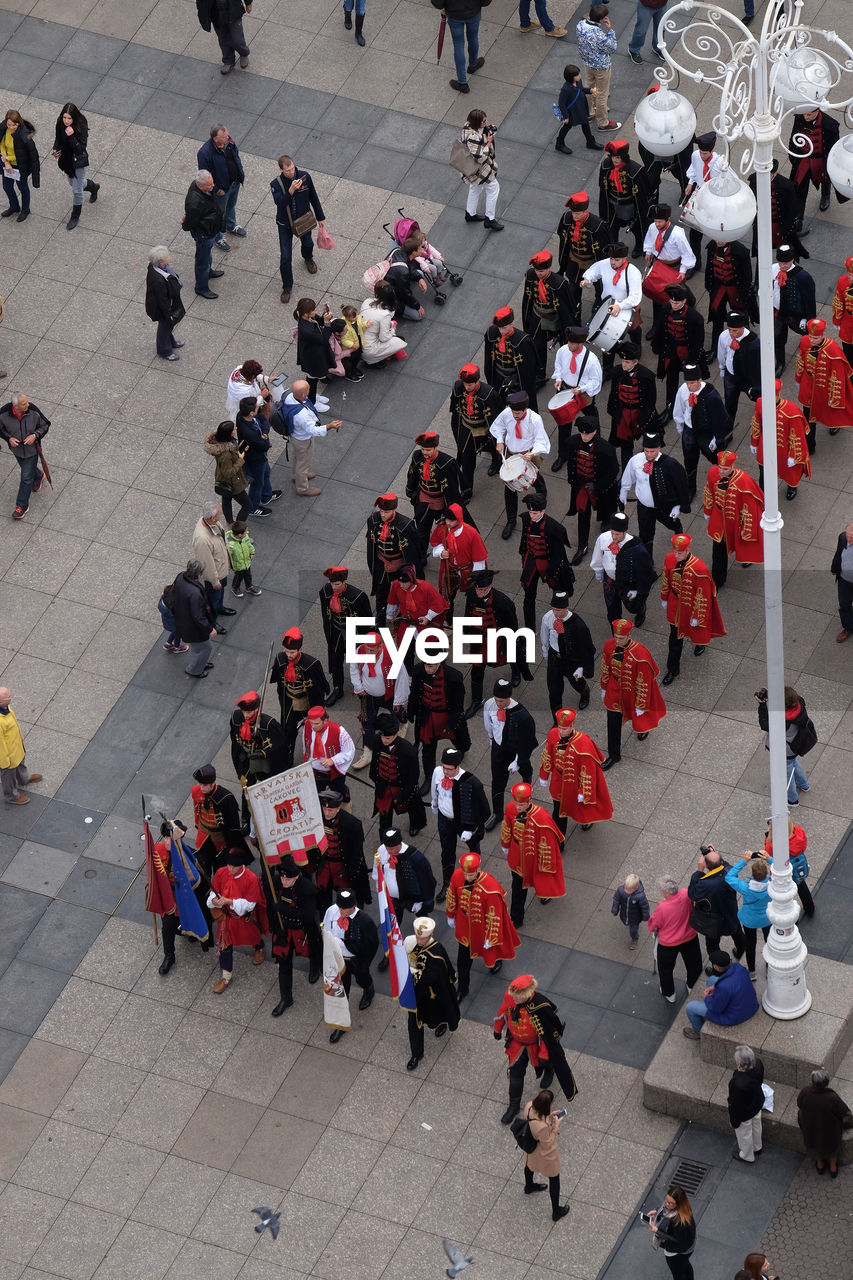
[404,916,459,1070]
[192,502,237,630]
[0,686,42,804]
[0,392,50,520]
[183,169,225,298]
[728,1044,765,1163]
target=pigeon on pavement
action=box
[252,1207,281,1240]
[443,1239,473,1278]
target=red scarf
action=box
[379,511,394,541]
[643,460,654,474]
[465,384,476,415]
[285,655,299,681]
[514,412,525,439]
[654,226,665,252]
[612,263,626,287]
[421,455,432,486]
[612,163,626,195]
[777,269,787,287]
[730,337,740,351]
[553,618,565,634]
[441,776,453,790]
[569,350,578,374]
[339,914,350,932]
[609,539,620,554]
[497,327,511,353]
[688,392,698,407]
[537,275,549,304]
[702,158,711,182]
[329,590,342,614]
[239,714,256,742]
[572,215,587,243]
[496,707,506,721]
[311,726,326,758]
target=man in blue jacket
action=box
[197,125,246,252]
[683,950,758,1039]
[270,155,326,304]
[235,396,281,517]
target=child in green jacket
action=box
[225,521,261,597]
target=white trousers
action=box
[734,1113,763,1161]
[466,178,499,219]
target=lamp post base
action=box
[762,860,812,1019]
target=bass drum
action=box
[499,454,539,493]
[642,259,680,306]
[587,299,633,352]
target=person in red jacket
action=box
[660,533,725,686]
[795,316,853,454]
[500,781,565,927]
[385,566,447,651]
[600,618,666,769]
[538,707,612,835]
[702,450,764,588]
[763,815,814,918]
[445,851,520,998]
[749,378,811,501]
[831,255,853,367]
[206,846,268,994]
[429,502,488,614]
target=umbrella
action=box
[437,12,446,63]
[36,441,52,488]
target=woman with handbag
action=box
[271,155,326,304]
[458,109,503,231]
[520,1089,570,1222]
[51,102,99,231]
[1,109,40,223]
[145,246,186,361]
[204,421,251,524]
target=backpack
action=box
[688,895,724,937]
[791,716,818,756]
[510,1113,539,1154]
[362,255,392,290]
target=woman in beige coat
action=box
[523,1089,570,1221]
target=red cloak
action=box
[445,869,520,964]
[600,638,667,732]
[538,728,613,824]
[795,336,853,428]
[703,466,764,564]
[500,801,566,898]
[661,552,726,645]
[750,397,811,487]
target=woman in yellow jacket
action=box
[0,687,41,804]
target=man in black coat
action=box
[309,789,371,914]
[265,856,322,1016]
[429,745,491,898]
[518,492,574,631]
[171,561,218,678]
[464,569,533,715]
[704,238,757,351]
[196,0,251,73]
[717,313,761,421]
[830,520,853,644]
[673,363,732,499]
[449,363,502,499]
[368,712,427,837]
[539,590,596,715]
[270,155,326,303]
[619,434,692,568]
[728,1046,765,1163]
[484,306,539,408]
[565,417,620,564]
[229,690,287,793]
[606,341,659,473]
[483,677,537,829]
[366,493,423,622]
[789,107,846,227]
[406,917,459,1071]
[405,431,464,541]
[598,141,651,259]
[557,190,612,307]
[590,511,655,625]
[521,250,578,381]
[687,846,746,959]
[374,828,436,949]
[773,244,816,373]
[183,171,224,298]
[324,889,380,1042]
[318,566,373,704]
[408,659,471,793]
[749,160,807,259]
[650,283,708,421]
[0,393,50,521]
[270,626,329,769]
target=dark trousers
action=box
[546,650,587,713]
[524,1167,562,1213]
[162,912,180,959]
[606,708,624,761]
[277,222,316,292]
[681,427,719,498]
[838,578,853,632]
[156,320,179,357]
[556,120,596,149]
[743,925,770,972]
[412,500,444,543]
[551,798,567,838]
[510,871,528,926]
[522,574,546,631]
[191,231,216,294]
[2,173,29,213]
[504,467,547,522]
[636,502,682,566]
[281,713,301,771]
[663,357,686,411]
[508,1041,576,1106]
[14,453,43,511]
[711,538,729,588]
[456,940,501,994]
[213,16,250,64]
[656,936,703,998]
[204,579,227,616]
[455,430,498,498]
[220,488,251,524]
[408,1011,425,1059]
[703,925,746,959]
[327,637,345,693]
[436,812,481,885]
[667,625,684,676]
[664,1255,694,1280]
[491,743,533,816]
[722,370,745,422]
[342,955,373,998]
[231,567,253,591]
[602,575,622,625]
[793,176,830,225]
[797,879,815,916]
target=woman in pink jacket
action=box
[648,876,703,1004]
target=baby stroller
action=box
[382,207,464,306]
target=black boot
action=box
[343,3,352,26]
[307,957,321,984]
[354,12,365,44]
[272,966,293,1016]
[158,952,175,976]
[85,180,100,203]
[67,204,82,230]
[501,1100,521,1125]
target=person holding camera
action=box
[460,109,503,231]
[519,1090,571,1222]
[725,853,771,980]
[687,844,745,960]
[204,421,251,525]
[576,5,620,132]
[755,684,816,805]
[271,155,326,303]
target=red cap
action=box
[460,852,481,872]
[363,632,382,646]
[236,691,260,709]
[847,256,853,272]
[446,502,463,524]
[671,533,692,552]
[556,708,576,727]
[612,619,634,637]
[717,450,738,466]
[494,306,513,323]
[807,318,826,336]
[323,566,348,580]
[512,782,532,803]
[459,362,480,379]
[605,139,629,156]
[307,705,327,720]
[415,431,439,446]
[374,493,398,507]
[566,190,589,209]
[775,378,783,394]
[509,973,535,991]
[282,627,303,645]
[529,250,552,267]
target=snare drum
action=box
[547,388,584,427]
[642,259,681,306]
[679,194,700,233]
[499,454,539,493]
[587,300,633,353]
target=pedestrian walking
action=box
[432,0,489,93]
[460,110,503,230]
[554,64,599,155]
[197,123,246,251]
[204,421,251,524]
[628,0,667,63]
[796,1069,853,1177]
[519,0,566,37]
[494,974,578,1123]
[645,1184,696,1280]
[742,1254,780,1280]
[648,877,703,1002]
[271,155,325,303]
[611,874,649,947]
[575,5,620,132]
[405,917,459,1070]
[1,110,39,222]
[196,0,252,73]
[755,684,815,805]
[520,1090,571,1222]
[171,560,219,679]
[51,103,98,231]
[183,170,225,299]
[830,519,853,643]
[0,686,42,804]
[728,1044,765,1163]
[145,247,185,361]
[0,392,49,521]
[343,0,368,44]
[192,502,237,626]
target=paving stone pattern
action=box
[0,0,851,1277]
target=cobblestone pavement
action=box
[759,1153,853,1276]
[0,0,851,1278]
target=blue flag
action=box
[169,837,209,943]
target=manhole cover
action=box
[670,1158,711,1195]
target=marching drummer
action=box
[580,241,643,377]
[683,130,722,268]
[642,203,696,325]
[489,390,549,542]
[550,325,603,472]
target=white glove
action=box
[431,805,438,815]
[483,939,492,950]
[573,666,583,679]
[577,793,584,803]
[787,456,796,467]
[676,422,684,436]
[709,437,716,452]
[627,590,637,600]
[669,506,681,519]
[703,512,710,521]
[446,915,455,928]
[799,318,807,332]
[412,901,423,912]
[501,846,509,856]
[538,777,548,788]
[508,757,519,773]
[661,598,667,608]
[750,444,758,455]
[601,688,606,701]
[594,571,603,583]
[690,618,698,627]
[460,829,472,842]
[634,707,644,717]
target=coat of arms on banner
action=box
[246,763,326,864]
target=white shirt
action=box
[642,222,696,271]
[226,371,284,421]
[620,451,659,509]
[717,328,750,378]
[322,904,357,958]
[673,380,706,433]
[540,612,582,674]
[582,258,643,309]
[302,722,356,776]
[350,660,410,704]
[206,866,255,916]
[284,393,329,441]
[430,765,458,818]
[552,345,603,397]
[590,530,635,581]
[431,524,486,571]
[686,150,723,188]
[489,407,550,456]
[372,841,408,899]
[484,696,517,746]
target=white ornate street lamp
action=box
[644,0,853,1018]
